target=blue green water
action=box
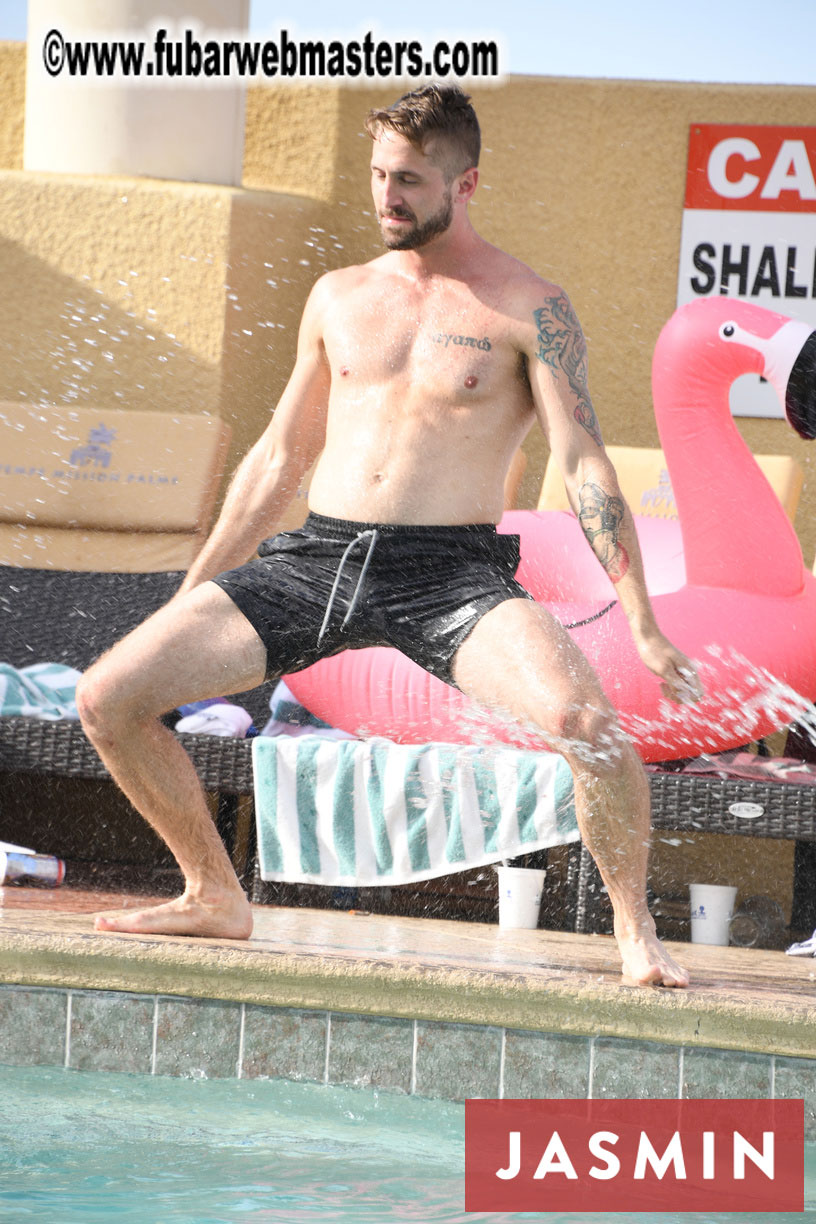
[0,1064,812,1223]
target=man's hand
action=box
[635,632,703,705]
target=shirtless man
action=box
[76,84,701,986]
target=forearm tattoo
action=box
[578,481,629,583]
[533,295,603,446]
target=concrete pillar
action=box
[23,0,248,185]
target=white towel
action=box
[253,735,578,886]
[175,703,254,738]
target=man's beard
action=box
[379,191,453,250]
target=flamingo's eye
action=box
[720,323,736,339]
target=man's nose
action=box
[382,178,403,210]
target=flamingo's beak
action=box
[786,329,816,440]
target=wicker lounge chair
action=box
[571,770,816,934]
[0,566,262,884]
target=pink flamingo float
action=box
[287,299,816,761]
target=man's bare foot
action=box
[94,888,253,940]
[616,921,690,988]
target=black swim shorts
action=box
[211,511,534,687]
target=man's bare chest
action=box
[322,284,522,398]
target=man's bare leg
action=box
[76,583,268,939]
[452,598,689,987]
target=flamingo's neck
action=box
[652,312,804,596]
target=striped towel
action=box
[253,735,578,886]
[0,663,82,720]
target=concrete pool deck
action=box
[1,885,815,1064]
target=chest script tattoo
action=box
[432,332,492,351]
[533,295,603,447]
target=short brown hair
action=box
[365,83,481,179]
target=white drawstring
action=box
[317,528,379,645]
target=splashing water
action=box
[621,644,816,758]
[358,643,816,771]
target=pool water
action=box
[0,1064,814,1223]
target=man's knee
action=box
[545,694,623,762]
[76,657,142,739]
[75,664,113,736]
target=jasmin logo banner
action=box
[465,1097,804,1212]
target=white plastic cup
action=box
[689,883,738,946]
[497,867,546,929]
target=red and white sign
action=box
[677,123,816,417]
[465,1098,804,1213]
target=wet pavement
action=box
[1,882,815,1059]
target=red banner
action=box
[685,124,816,213]
[465,1098,804,1213]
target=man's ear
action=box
[455,166,479,203]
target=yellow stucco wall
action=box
[0,43,24,170]
[242,84,342,201]
[0,172,229,412]
[0,170,335,475]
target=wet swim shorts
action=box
[211,511,534,687]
